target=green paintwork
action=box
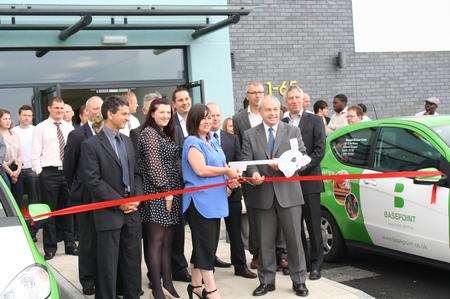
[0,178,59,298]
[320,116,450,247]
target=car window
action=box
[432,124,450,147]
[373,127,441,172]
[330,128,376,168]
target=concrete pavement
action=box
[36,228,373,299]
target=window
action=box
[373,127,441,172]
[331,128,376,168]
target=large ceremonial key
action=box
[229,139,311,177]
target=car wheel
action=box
[321,209,346,262]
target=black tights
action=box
[144,222,176,298]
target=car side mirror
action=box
[28,204,51,221]
[413,168,446,185]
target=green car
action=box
[320,116,450,269]
[0,178,59,298]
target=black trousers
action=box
[224,200,246,267]
[78,211,96,290]
[20,168,41,205]
[96,214,142,299]
[300,193,324,271]
[171,217,188,274]
[39,167,75,253]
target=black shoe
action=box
[187,284,202,299]
[234,266,257,279]
[65,246,79,256]
[32,235,37,242]
[44,251,55,260]
[214,256,231,268]
[82,287,95,296]
[172,269,191,282]
[309,269,321,280]
[252,284,275,296]
[139,289,144,296]
[293,283,309,297]
[202,288,218,299]
[282,267,290,276]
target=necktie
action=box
[115,134,131,191]
[54,122,65,161]
[267,127,275,158]
[213,132,219,140]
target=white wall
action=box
[352,0,450,52]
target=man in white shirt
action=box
[170,87,192,282]
[12,105,39,241]
[119,91,140,136]
[415,97,440,116]
[31,96,77,260]
[328,94,349,134]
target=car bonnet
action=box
[0,218,35,293]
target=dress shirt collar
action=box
[337,106,348,115]
[87,120,95,135]
[263,121,279,136]
[247,106,260,116]
[209,129,221,142]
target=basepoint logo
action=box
[394,183,405,208]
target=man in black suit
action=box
[170,87,192,281]
[64,96,103,296]
[80,95,142,299]
[282,86,326,280]
[207,102,257,279]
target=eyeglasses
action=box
[247,91,264,95]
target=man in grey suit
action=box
[242,95,309,297]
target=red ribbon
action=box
[28,170,441,220]
[431,184,437,204]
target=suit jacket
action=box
[80,130,142,231]
[129,124,144,153]
[63,123,93,204]
[174,114,186,147]
[241,121,307,209]
[282,112,326,194]
[219,130,242,202]
[232,108,252,149]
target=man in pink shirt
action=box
[31,96,78,260]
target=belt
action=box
[43,166,63,171]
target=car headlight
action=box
[0,264,51,299]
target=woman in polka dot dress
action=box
[138,98,183,299]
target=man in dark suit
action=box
[282,85,326,280]
[242,95,308,297]
[64,96,103,296]
[170,87,192,282]
[207,102,257,279]
[233,82,289,273]
[80,95,142,299]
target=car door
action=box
[325,126,377,244]
[359,126,450,263]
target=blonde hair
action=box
[92,114,104,132]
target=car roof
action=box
[359,115,450,128]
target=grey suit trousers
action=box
[256,198,307,285]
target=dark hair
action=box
[78,104,86,116]
[357,103,367,113]
[18,105,33,115]
[348,105,363,117]
[142,99,175,140]
[0,109,11,130]
[171,86,189,102]
[333,94,348,104]
[48,96,64,107]
[101,95,128,120]
[186,104,210,138]
[243,97,249,109]
[313,100,328,114]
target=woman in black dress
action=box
[138,99,183,299]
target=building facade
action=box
[229,0,450,118]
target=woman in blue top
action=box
[182,104,239,299]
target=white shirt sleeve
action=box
[31,124,43,175]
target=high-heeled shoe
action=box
[163,284,180,298]
[187,284,202,299]
[202,288,218,299]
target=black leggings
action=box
[143,222,175,295]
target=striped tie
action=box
[54,122,65,162]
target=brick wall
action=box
[229,0,450,118]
